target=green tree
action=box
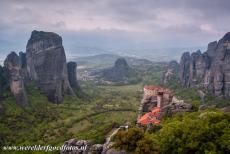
[134,134,159,154]
[113,127,144,152]
[157,111,230,154]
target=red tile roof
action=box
[138,107,161,125]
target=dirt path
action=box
[102,127,120,154]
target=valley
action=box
[0,31,229,154]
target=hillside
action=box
[73,53,155,69]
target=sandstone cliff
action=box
[179,32,230,99]
[26,30,75,103]
[4,52,28,106]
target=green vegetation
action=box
[0,81,141,153]
[113,110,230,154]
[1,59,229,154]
[164,78,230,108]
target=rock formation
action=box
[60,138,104,154]
[161,60,180,84]
[0,65,6,113]
[95,58,139,84]
[179,52,191,87]
[19,51,27,68]
[60,138,129,154]
[179,32,230,99]
[19,51,28,78]
[26,30,74,103]
[0,65,5,100]
[102,58,130,81]
[67,62,80,91]
[4,52,28,106]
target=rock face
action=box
[26,30,74,103]
[179,32,230,99]
[19,51,27,68]
[179,52,191,87]
[67,62,80,91]
[4,52,28,106]
[161,60,180,84]
[0,66,5,100]
[19,51,28,78]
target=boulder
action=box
[4,52,28,107]
[61,139,90,154]
[89,144,103,154]
[26,30,74,103]
[61,139,104,154]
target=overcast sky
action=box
[0,0,229,58]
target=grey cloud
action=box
[0,0,229,57]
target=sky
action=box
[0,0,230,62]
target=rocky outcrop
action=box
[19,51,28,78]
[4,52,28,106]
[179,32,230,99]
[26,30,74,103]
[60,138,104,154]
[102,58,130,81]
[0,65,5,100]
[161,60,180,84]
[19,51,27,68]
[96,58,139,84]
[189,50,211,86]
[90,144,103,154]
[0,65,6,114]
[60,138,129,154]
[179,52,191,87]
[67,62,80,91]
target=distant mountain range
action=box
[66,46,206,63]
[1,46,206,65]
[72,53,156,69]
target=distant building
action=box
[143,85,173,108]
[137,85,173,126]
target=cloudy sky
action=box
[0,0,229,60]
